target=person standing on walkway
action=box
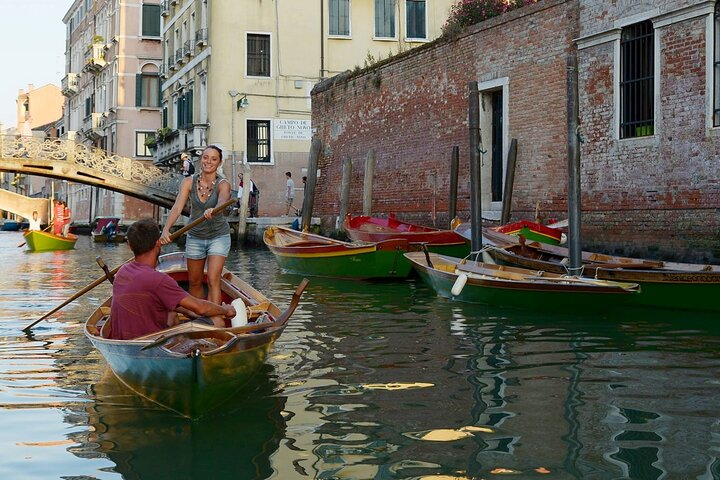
[181,152,193,177]
[160,145,232,327]
[285,171,295,216]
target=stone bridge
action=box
[0,135,183,219]
[0,188,50,223]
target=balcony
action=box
[185,125,207,151]
[83,43,106,73]
[160,0,170,16]
[82,113,105,140]
[156,129,183,165]
[167,56,177,71]
[195,28,208,47]
[61,73,79,96]
[175,48,186,65]
[184,40,195,57]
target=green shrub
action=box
[443,0,541,37]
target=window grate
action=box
[247,120,271,163]
[247,34,270,77]
[620,20,654,138]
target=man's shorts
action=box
[185,233,231,260]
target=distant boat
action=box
[343,214,470,257]
[482,228,720,313]
[264,225,413,279]
[23,230,77,251]
[84,251,308,418]
[405,250,640,309]
[1,219,21,231]
[91,216,126,243]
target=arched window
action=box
[136,63,160,108]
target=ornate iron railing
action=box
[0,135,181,194]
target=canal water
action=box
[1,230,720,479]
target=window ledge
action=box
[707,126,720,138]
[372,36,398,42]
[140,36,162,41]
[328,35,352,40]
[404,37,428,43]
[616,135,658,146]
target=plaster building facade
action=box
[311,0,720,263]
[155,0,453,217]
[62,0,164,224]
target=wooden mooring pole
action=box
[338,156,352,230]
[449,146,459,227]
[468,82,482,252]
[363,149,375,216]
[500,138,518,225]
[567,54,582,274]
[301,137,321,231]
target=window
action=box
[247,34,271,77]
[620,20,654,138]
[714,4,720,126]
[142,3,161,37]
[375,0,395,38]
[136,131,154,157]
[176,89,194,129]
[136,73,160,107]
[247,120,271,162]
[406,0,425,39]
[329,0,350,36]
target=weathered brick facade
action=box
[311,0,720,262]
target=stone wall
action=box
[311,0,720,262]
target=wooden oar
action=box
[22,198,235,333]
[17,224,53,248]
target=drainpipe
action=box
[320,0,324,78]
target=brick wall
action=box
[311,0,720,262]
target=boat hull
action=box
[494,220,562,245]
[405,251,639,310]
[92,232,127,243]
[265,225,412,278]
[343,214,471,258]
[24,230,77,251]
[84,252,306,417]
[482,229,720,313]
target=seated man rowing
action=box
[108,218,236,340]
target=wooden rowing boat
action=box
[404,251,640,309]
[23,230,77,251]
[91,216,126,243]
[343,213,470,258]
[482,228,720,313]
[264,225,413,278]
[84,252,308,418]
[494,219,563,245]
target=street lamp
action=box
[228,90,240,182]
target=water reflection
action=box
[78,365,286,480]
[3,232,720,479]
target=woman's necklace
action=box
[196,175,217,200]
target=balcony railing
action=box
[168,56,177,71]
[160,0,170,16]
[184,39,195,57]
[175,48,186,64]
[195,28,208,47]
[159,63,167,78]
[61,73,79,96]
[156,129,184,165]
[83,43,106,73]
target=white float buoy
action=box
[451,273,468,296]
[230,298,248,327]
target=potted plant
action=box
[155,127,173,144]
[144,134,158,153]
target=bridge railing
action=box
[0,134,181,194]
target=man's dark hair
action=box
[127,218,161,255]
[285,171,291,177]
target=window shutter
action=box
[186,89,193,126]
[136,74,142,107]
[142,4,161,37]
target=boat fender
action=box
[230,299,248,327]
[451,273,468,296]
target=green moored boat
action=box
[23,230,77,251]
[405,251,640,310]
[482,228,720,313]
[264,225,412,279]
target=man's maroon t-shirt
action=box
[108,261,188,340]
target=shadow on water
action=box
[75,364,286,480]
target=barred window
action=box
[620,20,654,138]
[247,120,271,163]
[375,0,395,38]
[714,4,720,126]
[329,0,350,36]
[247,34,270,77]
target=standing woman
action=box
[160,146,232,325]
